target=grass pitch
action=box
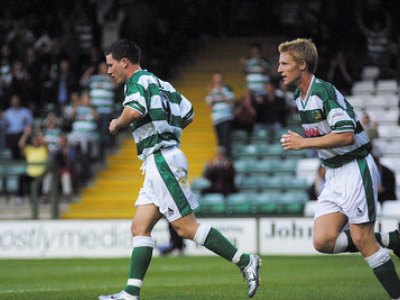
[0,255,398,299]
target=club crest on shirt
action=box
[313,110,323,122]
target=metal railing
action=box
[0,161,59,219]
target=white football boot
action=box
[241,254,262,298]
[98,290,139,300]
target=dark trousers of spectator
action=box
[18,174,35,198]
[6,132,23,160]
[97,113,115,161]
[215,120,232,158]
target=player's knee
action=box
[131,223,150,237]
[173,226,194,240]
[313,238,334,254]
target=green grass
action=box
[0,255,399,299]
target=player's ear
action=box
[299,60,307,71]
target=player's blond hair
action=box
[278,38,318,73]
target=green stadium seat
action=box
[264,144,285,158]
[254,159,274,174]
[272,159,298,176]
[251,128,272,143]
[234,159,258,175]
[226,192,255,214]
[197,193,226,214]
[0,148,12,159]
[232,130,248,145]
[254,192,279,214]
[284,177,308,192]
[259,176,285,192]
[191,177,211,193]
[279,191,308,214]
[236,175,260,192]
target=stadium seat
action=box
[196,193,226,215]
[284,177,308,192]
[376,79,399,95]
[272,159,297,176]
[279,191,308,214]
[259,175,285,192]
[234,159,258,175]
[232,130,248,145]
[0,148,12,159]
[373,140,400,157]
[254,192,279,214]
[251,128,272,143]
[351,80,375,96]
[236,175,260,192]
[361,65,380,81]
[226,192,255,214]
[376,125,400,141]
[380,200,400,218]
[264,143,285,158]
[380,157,400,172]
[296,158,321,185]
[254,159,274,174]
[303,200,318,217]
[365,109,398,126]
[191,177,211,194]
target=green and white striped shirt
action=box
[295,76,371,168]
[123,70,194,160]
[89,74,115,114]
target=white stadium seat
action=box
[361,66,380,81]
[303,200,318,217]
[381,200,400,218]
[296,158,320,185]
[351,81,375,96]
[376,126,400,140]
[376,79,399,95]
[380,157,400,172]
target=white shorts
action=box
[314,154,379,224]
[135,147,198,222]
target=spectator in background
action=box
[360,112,379,144]
[205,72,235,158]
[17,126,48,204]
[54,59,79,114]
[3,95,33,159]
[233,89,257,142]
[372,150,397,204]
[43,134,77,203]
[308,164,326,201]
[42,112,62,159]
[253,81,288,130]
[241,42,271,96]
[326,50,354,96]
[67,91,98,183]
[0,44,12,102]
[80,61,116,158]
[61,91,80,132]
[158,223,185,256]
[356,1,391,74]
[203,147,237,196]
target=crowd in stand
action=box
[1,0,399,205]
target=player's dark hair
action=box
[104,39,141,64]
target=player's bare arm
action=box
[281,130,354,150]
[109,107,142,134]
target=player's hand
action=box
[280,130,304,150]
[109,119,119,135]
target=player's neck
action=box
[126,64,142,79]
[298,73,314,99]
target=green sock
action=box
[388,231,400,250]
[124,246,153,296]
[203,227,250,268]
[373,260,400,299]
